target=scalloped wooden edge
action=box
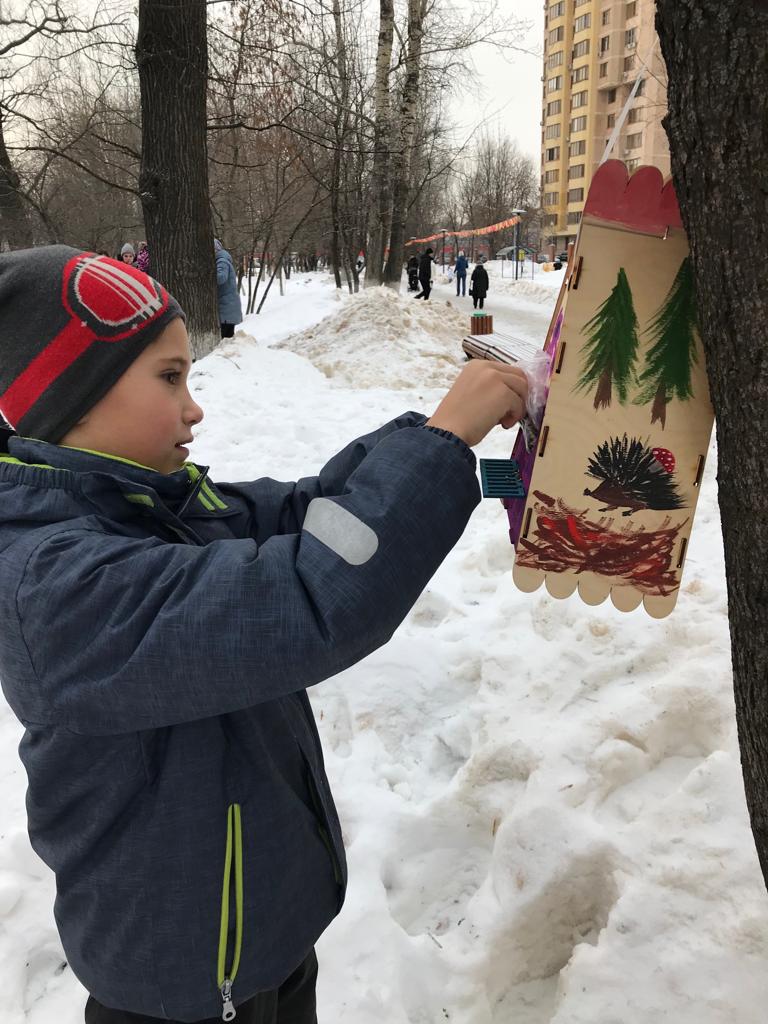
[512,564,680,618]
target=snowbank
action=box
[274,285,467,390]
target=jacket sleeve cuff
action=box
[419,424,476,469]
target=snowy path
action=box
[2,271,768,1023]
[429,261,563,347]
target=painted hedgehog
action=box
[584,434,685,516]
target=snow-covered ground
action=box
[2,265,768,1024]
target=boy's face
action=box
[59,318,204,474]
[122,252,134,263]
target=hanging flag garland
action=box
[405,215,522,247]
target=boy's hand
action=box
[426,361,529,447]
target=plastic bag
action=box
[514,350,552,452]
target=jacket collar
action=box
[4,435,230,520]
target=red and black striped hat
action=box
[0,246,184,442]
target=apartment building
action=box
[540,0,670,251]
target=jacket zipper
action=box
[217,803,244,1021]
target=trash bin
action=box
[470,313,493,336]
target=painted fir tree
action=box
[636,257,698,428]
[576,267,639,409]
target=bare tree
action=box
[365,0,394,287]
[136,0,219,357]
[654,0,768,884]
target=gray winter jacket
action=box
[0,416,479,1021]
[215,247,243,325]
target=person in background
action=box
[414,247,434,300]
[120,243,135,265]
[407,254,419,291]
[470,258,489,310]
[454,250,468,297]
[215,238,243,338]
[136,242,150,274]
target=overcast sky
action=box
[451,0,544,164]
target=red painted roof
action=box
[583,160,683,235]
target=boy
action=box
[0,247,527,1024]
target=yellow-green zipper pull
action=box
[221,978,236,1021]
[218,804,244,1022]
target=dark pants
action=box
[84,952,318,1024]
[472,295,485,309]
[414,279,431,299]
[221,323,235,339]
[456,274,466,296]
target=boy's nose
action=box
[186,395,204,426]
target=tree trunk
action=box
[365,0,395,287]
[0,110,33,250]
[594,368,612,410]
[655,0,768,884]
[382,0,425,292]
[650,380,667,427]
[136,0,219,359]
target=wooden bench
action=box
[462,331,542,366]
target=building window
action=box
[544,169,560,183]
[547,100,562,116]
[543,213,558,226]
[625,27,637,47]
[544,192,559,206]
[545,146,561,161]
[602,9,610,24]
[599,62,608,78]
[626,158,640,172]
[574,14,591,33]
[571,90,589,109]
[626,1,637,17]
[607,113,616,128]
[572,39,590,58]
[567,211,583,225]
[549,26,565,44]
[548,50,564,69]
[627,107,642,124]
[569,140,587,156]
[567,188,585,203]
[607,87,617,103]
[547,74,564,92]
[570,115,588,132]
[600,35,610,54]
[575,0,590,6]
[573,65,589,83]
[626,132,643,148]
[568,164,585,179]
[545,123,561,139]
[624,54,636,71]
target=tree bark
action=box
[655,0,768,884]
[382,0,426,291]
[0,110,33,250]
[136,0,219,358]
[365,0,394,287]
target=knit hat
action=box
[121,243,135,256]
[0,246,184,442]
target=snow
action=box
[2,265,768,1024]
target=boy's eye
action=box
[162,371,181,385]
